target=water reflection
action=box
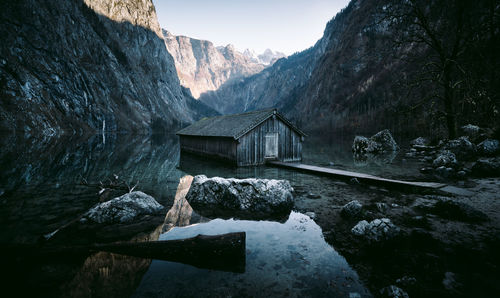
[0,133,184,243]
[134,211,371,297]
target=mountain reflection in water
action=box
[134,211,371,297]
[0,132,422,297]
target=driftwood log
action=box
[1,232,246,273]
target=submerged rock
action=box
[352,136,380,154]
[82,191,164,224]
[185,175,294,216]
[379,285,409,298]
[341,200,363,218]
[477,139,500,156]
[371,129,399,152]
[351,218,400,241]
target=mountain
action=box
[201,0,499,137]
[198,19,331,117]
[243,49,287,65]
[163,31,266,99]
[0,0,215,136]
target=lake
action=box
[0,132,423,297]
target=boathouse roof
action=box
[176,108,306,140]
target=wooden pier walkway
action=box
[268,161,448,191]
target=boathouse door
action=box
[265,132,278,159]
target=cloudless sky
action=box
[152,0,350,55]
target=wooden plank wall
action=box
[180,136,237,162]
[237,117,302,166]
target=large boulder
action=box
[352,129,398,154]
[443,136,476,160]
[352,136,380,154]
[185,175,294,217]
[371,129,399,152]
[82,191,164,224]
[477,139,500,156]
[351,218,400,241]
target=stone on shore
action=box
[341,200,363,218]
[82,191,164,224]
[443,136,476,160]
[477,139,500,156]
[351,218,400,241]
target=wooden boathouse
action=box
[176,109,306,166]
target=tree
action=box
[384,0,499,139]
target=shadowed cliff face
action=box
[198,13,332,116]
[163,30,266,99]
[200,0,499,137]
[0,0,215,136]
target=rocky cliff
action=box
[201,0,499,137]
[163,30,267,99]
[0,0,215,135]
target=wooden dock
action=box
[268,161,448,191]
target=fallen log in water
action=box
[0,232,246,273]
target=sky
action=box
[152,0,350,55]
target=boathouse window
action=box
[265,132,278,158]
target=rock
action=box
[352,136,380,153]
[411,137,429,146]
[82,191,164,224]
[432,150,458,168]
[371,129,399,152]
[461,124,481,141]
[396,276,417,287]
[477,139,500,156]
[352,129,398,154]
[351,220,369,236]
[351,218,400,241]
[185,175,294,216]
[457,170,466,178]
[471,158,500,177]
[379,285,409,298]
[341,200,363,218]
[443,136,476,160]
[376,202,389,213]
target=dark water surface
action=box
[0,133,423,296]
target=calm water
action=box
[134,212,370,297]
[0,132,423,297]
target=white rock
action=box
[83,191,164,224]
